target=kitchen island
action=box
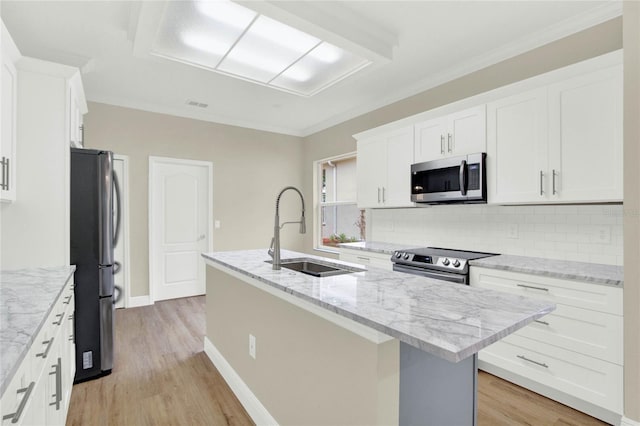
[203,249,555,425]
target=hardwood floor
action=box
[66,296,608,426]
[66,296,253,426]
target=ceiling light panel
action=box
[151,0,372,96]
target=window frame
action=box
[313,151,359,253]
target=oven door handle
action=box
[393,264,467,284]
[459,160,467,196]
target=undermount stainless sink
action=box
[266,258,365,277]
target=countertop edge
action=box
[469,256,623,287]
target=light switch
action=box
[215,220,221,229]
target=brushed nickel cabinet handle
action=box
[2,382,35,423]
[36,338,54,358]
[534,319,550,326]
[356,256,370,261]
[53,312,65,326]
[517,283,549,292]
[517,354,549,368]
[63,295,72,304]
[447,133,452,153]
[539,171,544,196]
[440,135,445,154]
[377,187,381,203]
[552,169,557,195]
[49,357,62,410]
[382,187,386,203]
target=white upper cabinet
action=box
[414,105,486,163]
[357,126,414,208]
[68,79,86,148]
[1,21,20,203]
[488,62,622,204]
[487,88,549,203]
[547,66,622,202]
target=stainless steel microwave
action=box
[411,153,487,204]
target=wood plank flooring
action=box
[66,296,608,426]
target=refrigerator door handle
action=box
[99,153,114,265]
[99,297,114,371]
[98,265,114,298]
[113,170,122,248]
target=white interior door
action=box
[113,156,129,309]
[149,157,212,302]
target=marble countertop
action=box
[470,255,623,287]
[337,241,420,255]
[202,249,555,363]
[0,266,76,397]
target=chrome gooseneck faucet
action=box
[268,186,306,270]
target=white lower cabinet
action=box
[1,278,75,426]
[339,248,393,271]
[470,267,623,424]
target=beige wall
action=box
[206,266,399,425]
[623,2,640,422]
[84,103,304,297]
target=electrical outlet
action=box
[594,226,611,244]
[507,224,519,239]
[214,220,221,229]
[249,334,256,359]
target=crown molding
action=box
[301,1,623,137]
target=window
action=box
[315,153,365,250]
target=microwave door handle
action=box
[459,160,467,196]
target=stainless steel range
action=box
[391,247,497,284]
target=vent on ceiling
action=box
[186,100,208,108]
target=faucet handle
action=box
[268,237,275,258]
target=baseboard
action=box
[621,416,640,426]
[203,337,278,426]
[127,295,151,308]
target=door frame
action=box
[148,156,213,304]
[113,154,132,308]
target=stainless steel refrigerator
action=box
[70,148,121,382]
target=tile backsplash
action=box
[370,204,623,265]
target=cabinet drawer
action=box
[515,304,622,365]
[1,355,31,425]
[470,267,622,314]
[480,334,622,414]
[339,249,392,271]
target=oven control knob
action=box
[442,258,450,266]
[453,259,461,268]
[395,251,402,258]
[403,253,410,260]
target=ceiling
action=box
[0,1,621,137]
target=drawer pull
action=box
[517,354,549,368]
[2,381,35,423]
[49,358,62,410]
[356,256,370,261]
[53,312,65,326]
[36,338,54,358]
[534,319,550,326]
[63,295,72,304]
[517,283,549,292]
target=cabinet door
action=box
[384,128,414,207]
[1,49,17,202]
[548,66,622,202]
[448,105,486,156]
[414,117,446,162]
[357,138,386,208]
[487,88,548,203]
